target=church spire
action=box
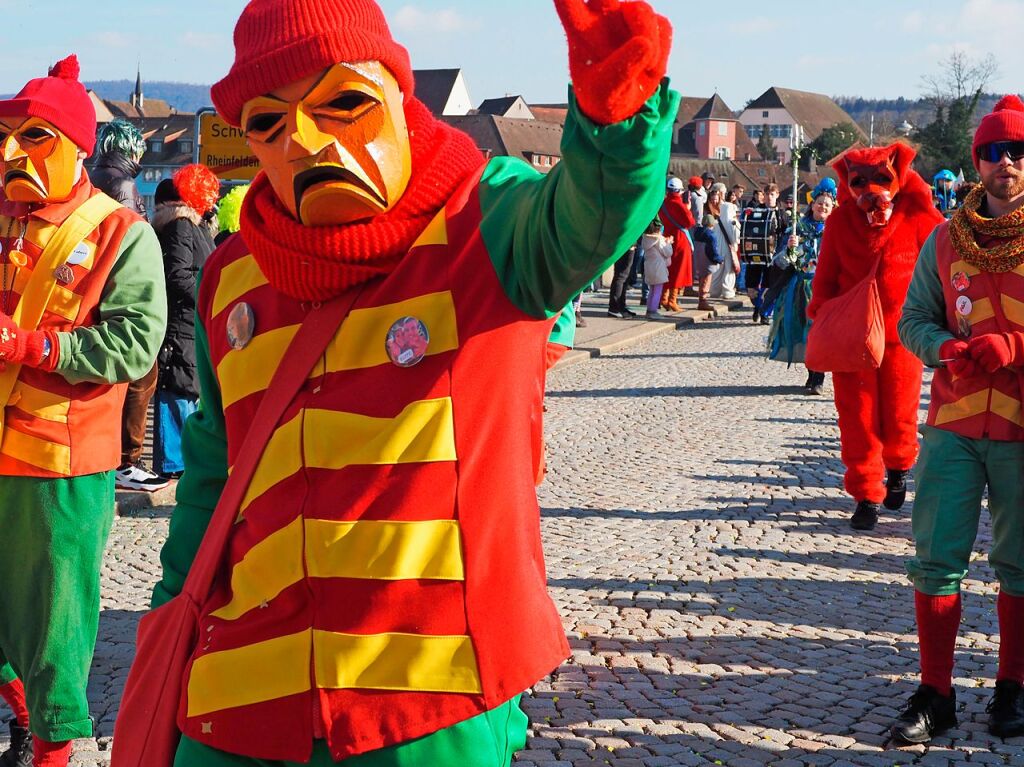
[133,63,144,113]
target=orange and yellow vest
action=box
[927,222,1024,440]
[0,179,143,477]
[180,171,570,762]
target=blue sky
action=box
[0,0,1019,110]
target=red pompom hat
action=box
[212,0,415,128]
[972,95,1024,169]
[0,55,97,156]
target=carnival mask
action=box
[840,146,910,228]
[241,61,412,227]
[0,116,82,203]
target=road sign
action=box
[196,109,259,181]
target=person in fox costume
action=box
[807,144,944,530]
[130,0,679,765]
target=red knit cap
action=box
[972,95,1024,169]
[212,0,415,128]
[0,55,96,155]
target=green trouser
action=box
[907,426,1024,597]
[174,696,528,766]
[0,472,115,741]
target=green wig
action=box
[96,119,146,159]
[217,184,250,234]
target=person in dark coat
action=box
[151,166,219,477]
[91,118,148,218]
[93,119,171,491]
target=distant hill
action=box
[834,93,1002,136]
[86,80,212,114]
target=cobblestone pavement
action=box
[6,312,1021,766]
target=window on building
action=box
[714,146,731,160]
[758,168,767,177]
[179,139,194,154]
[717,122,728,136]
[762,111,769,118]
[744,125,762,138]
[769,124,792,139]
[149,139,163,152]
[698,122,706,136]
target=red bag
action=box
[805,251,886,373]
[111,290,362,767]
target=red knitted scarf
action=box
[240,98,483,301]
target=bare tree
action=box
[916,51,1001,180]
[921,51,999,107]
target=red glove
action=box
[966,332,1024,374]
[939,338,978,378]
[554,0,672,125]
[0,313,54,370]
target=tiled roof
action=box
[745,87,866,143]
[443,114,562,170]
[693,94,736,121]
[414,69,463,114]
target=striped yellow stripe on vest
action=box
[934,389,991,427]
[240,397,457,515]
[211,255,269,317]
[187,629,481,717]
[9,381,71,423]
[217,291,460,411]
[211,518,465,621]
[0,427,71,475]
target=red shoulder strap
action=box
[182,286,364,601]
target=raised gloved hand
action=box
[0,313,54,369]
[966,332,1024,373]
[554,0,672,125]
[939,338,978,378]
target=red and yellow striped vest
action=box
[0,179,143,477]
[181,172,569,762]
[927,222,1024,440]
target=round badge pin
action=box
[957,314,972,339]
[67,242,90,266]
[955,295,973,316]
[951,271,971,292]
[385,316,430,368]
[226,302,256,350]
[54,264,74,286]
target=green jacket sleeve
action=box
[897,231,955,368]
[479,81,680,318]
[55,221,168,384]
[152,310,228,608]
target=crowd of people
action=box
[605,172,841,394]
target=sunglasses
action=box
[976,141,1024,163]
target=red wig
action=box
[173,164,220,216]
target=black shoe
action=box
[760,315,771,325]
[622,308,637,317]
[890,684,958,744]
[988,679,1024,738]
[752,307,761,323]
[0,720,32,767]
[607,310,625,319]
[884,469,910,511]
[809,383,824,396]
[850,501,880,530]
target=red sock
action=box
[0,679,29,727]
[998,591,1024,684]
[31,736,72,767]
[915,590,961,696]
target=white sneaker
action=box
[115,462,170,492]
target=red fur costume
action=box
[808,144,944,504]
